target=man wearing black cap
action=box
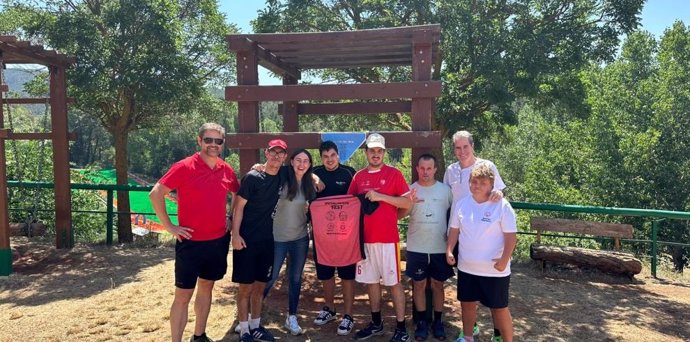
[231,139,288,342]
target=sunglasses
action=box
[202,137,225,145]
[268,149,287,157]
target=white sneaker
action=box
[337,314,354,335]
[285,314,303,335]
[234,314,251,334]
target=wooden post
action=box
[411,37,434,182]
[50,66,73,249]
[282,75,299,133]
[235,46,260,175]
[0,57,12,275]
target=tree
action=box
[252,0,643,143]
[4,0,236,242]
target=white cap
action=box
[366,133,386,149]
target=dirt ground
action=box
[1,237,689,342]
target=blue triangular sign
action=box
[321,132,366,163]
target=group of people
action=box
[150,123,517,342]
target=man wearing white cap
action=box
[347,133,413,342]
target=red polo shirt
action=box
[159,153,239,241]
[347,165,409,243]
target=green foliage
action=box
[3,0,238,242]
[252,0,643,140]
[486,26,690,272]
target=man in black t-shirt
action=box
[311,141,358,336]
[231,139,288,342]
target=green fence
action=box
[6,181,690,278]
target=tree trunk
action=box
[114,127,133,243]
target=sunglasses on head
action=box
[202,137,225,145]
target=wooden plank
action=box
[226,81,442,102]
[278,101,412,115]
[235,25,440,45]
[0,41,74,67]
[282,75,298,131]
[0,36,18,42]
[278,47,410,59]
[225,131,442,149]
[263,39,412,53]
[530,217,634,239]
[227,36,301,79]
[0,84,7,92]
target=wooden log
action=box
[530,244,642,276]
[9,222,46,237]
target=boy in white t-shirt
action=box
[446,164,517,342]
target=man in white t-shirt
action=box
[446,164,517,342]
[398,154,453,341]
[442,130,505,341]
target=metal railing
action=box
[6,181,690,277]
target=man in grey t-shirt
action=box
[399,153,454,341]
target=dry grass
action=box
[1,237,689,341]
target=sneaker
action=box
[285,314,303,335]
[337,314,354,335]
[190,333,214,342]
[431,320,446,341]
[239,332,254,342]
[414,320,428,341]
[353,321,384,340]
[491,335,504,342]
[390,328,412,342]
[314,306,336,325]
[250,326,275,342]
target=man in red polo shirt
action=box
[150,122,239,342]
[347,133,413,342]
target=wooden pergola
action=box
[225,25,443,175]
[0,36,75,275]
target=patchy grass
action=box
[1,237,689,341]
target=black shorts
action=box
[232,239,274,284]
[313,243,356,280]
[456,270,510,309]
[175,232,230,289]
[405,251,454,282]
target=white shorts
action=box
[355,243,402,286]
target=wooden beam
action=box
[0,41,74,67]
[238,25,440,45]
[278,101,412,115]
[50,66,73,248]
[227,81,442,102]
[2,97,75,104]
[225,131,442,149]
[227,36,300,79]
[0,84,7,93]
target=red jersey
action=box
[159,153,239,241]
[347,165,409,243]
[310,195,362,266]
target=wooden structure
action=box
[225,25,442,174]
[0,36,75,275]
[529,217,643,277]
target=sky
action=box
[221,0,690,85]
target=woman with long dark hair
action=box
[263,148,316,336]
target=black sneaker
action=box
[250,326,275,342]
[190,333,214,342]
[353,321,384,340]
[431,320,446,341]
[390,328,411,342]
[239,332,254,342]
[414,320,428,341]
